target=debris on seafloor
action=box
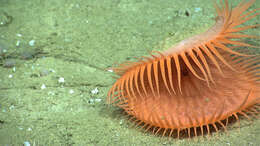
[0,11,12,27]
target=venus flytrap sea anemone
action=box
[108,0,260,138]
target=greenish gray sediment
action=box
[0,0,259,145]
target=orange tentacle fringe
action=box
[107,0,260,138]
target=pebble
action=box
[9,105,14,110]
[195,7,202,12]
[95,98,101,102]
[40,69,49,77]
[69,89,74,94]
[58,77,65,83]
[91,87,98,94]
[89,99,94,104]
[48,91,55,96]
[41,84,46,89]
[88,98,102,104]
[50,69,56,73]
[29,40,35,46]
[16,33,22,37]
[16,40,20,46]
[24,141,30,146]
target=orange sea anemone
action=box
[107,0,260,138]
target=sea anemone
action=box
[107,0,260,138]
